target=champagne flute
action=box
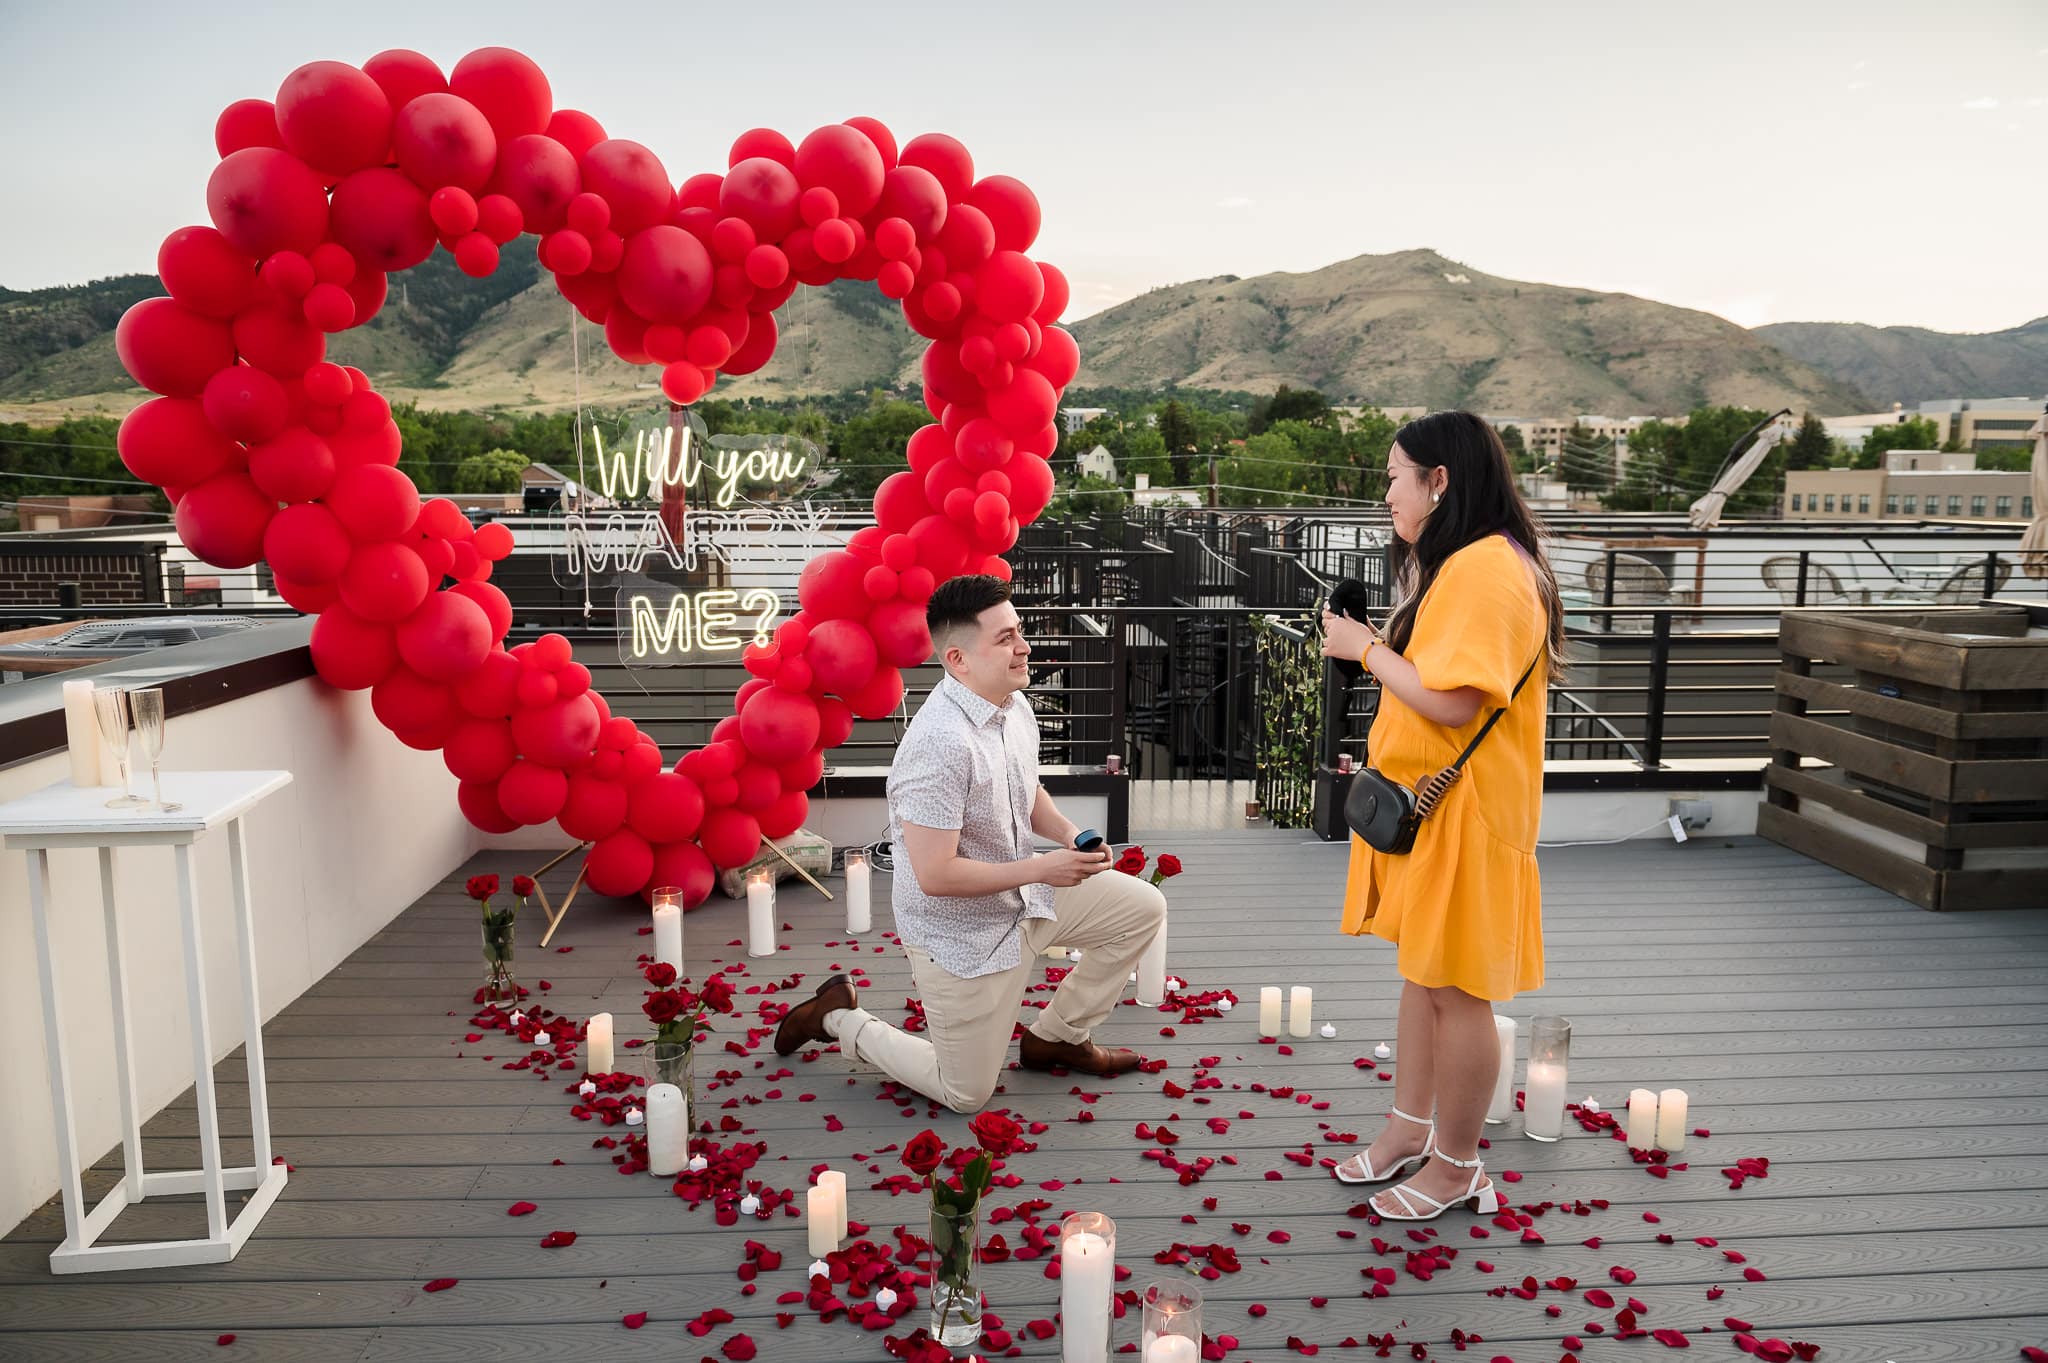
[91,688,150,810]
[130,688,181,813]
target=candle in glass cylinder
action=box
[746,870,776,958]
[1140,1281,1203,1363]
[1522,1015,1572,1141]
[1486,1015,1518,1124]
[62,680,101,787]
[1626,1089,1659,1148]
[644,1082,688,1176]
[585,1012,614,1075]
[844,850,872,935]
[651,893,684,972]
[1058,1212,1116,1363]
[807,1183,840,1256]
[1258,987,1282,1037]
[1288,985,1313,1038]
[1655,1088,1689,1152]
[819,1169,848,1241]
[1136,921,1168,1006]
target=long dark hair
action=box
[1383,411,1566,680]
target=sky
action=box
[2,0,2045,334]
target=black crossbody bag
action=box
[1344,654,1541,854]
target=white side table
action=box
[1,770,293,1274]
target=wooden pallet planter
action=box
[1759,605,2048,911]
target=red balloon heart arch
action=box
[114,47,1076,907]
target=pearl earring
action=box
[1431,490,1441,504]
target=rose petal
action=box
[216,1335,236,1346]
[541,1230,579,1248]
[622,1312,648,1330]
[422,1278,459,1292]
[507,1201,538,1216]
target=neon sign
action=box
[625,586,781,660]
[587,421,811,508]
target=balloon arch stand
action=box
[118,46,1076,909]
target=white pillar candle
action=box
[1655,1088,1689,1152]
[1287,985,1313,1038]
[585,1013,614,1076]
[61,680,101,787]
[1145,1338,1200,1363]
[1485,1016,1518,1124]
[1626,1088,1659,1148]
[1523,1059,1569,1141]
[807,1183,840,1256]
[1258,986,1282,1037]
[844,851,872,934]
[1136,920,1168,1006]
[819,1169,848,1241]
[746,871,776,958]
[644,1082,688,1176]
[1058,1230,1114,1363]
[652,903,684,972]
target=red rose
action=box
[1114,847,1146,876]
[968,1110,1022,1158]
[512,875,537,898]
[644,991,687,1026]
[465,874,499,901]
[700,977,735,1014]
[1155,854,1182,879]
[901,1129,945,1177]
[644,962,679,988]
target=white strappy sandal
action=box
[1332,1106,1434,1185]
[1369,1148,1502,1221]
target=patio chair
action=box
[1925,557,2013,605]
[1583,552,1671,632]
[1761,554,1869,607]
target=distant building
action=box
[1783,451,2034,522]
[1826,397,2043,453]
[1075,445,1118,481]
[11,495,160,532]
[1060,407,1111,435]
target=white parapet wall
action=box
[0,679,476,1237]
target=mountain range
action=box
[3,245,2040,422]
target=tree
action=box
[1495,422,1532,473]
[1121,427,1171,486]
[1856,417,1942,469]
[1047,474,1126,518]
[824,396,928,503]
[1606,406,1773,513]
[1785,413,1834,471]
[1248,384,1332,434]
[452,448,530,494]
[1158,399,1199,487]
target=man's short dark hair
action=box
[926,574,1012,656]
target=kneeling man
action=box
[775,574,1165,1112]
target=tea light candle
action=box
[1626,1089,1659,1148]
[1656,1088,1689,1152]
[1136,921,1168,1006]
[1486,1016,1518,1124]
[1288,986,1313,1038]
[875,1287,898,1310]
[534,1031,552,1047]
[652,898,684,972]
[623,1106,642,1127]
[1146,1339,1200,1363]
[844,850,872,935]
[687,1155,708,1174]
[1319,1022,1336,1039]
[1258,987,1282,1037]
[1374,1042,1391,1061]
[62,680,101,787]
[577,1079,597,1098]
[739,1193,761,1216]
[807,1184,840,1256]
[585,1012,613,1075]
[644,1082,688,1176]
[819,1169,848,1241]
[1523,1059,1569,1141]
[1058,1213,1116,1363]
[746,870,776,957]
[1105,753,1124,775]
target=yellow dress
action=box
[1341,533,1547,1001]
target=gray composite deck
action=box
[4,828,2047,1361]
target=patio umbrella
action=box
[1687,410,1795,530]
[2021,406,2048,580]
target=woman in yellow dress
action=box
[1319,410,1564,1221]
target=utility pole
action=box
[1207,448,1219,509]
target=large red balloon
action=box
[558,771,630,841]
[158,226,256,319]
[511,693,602,768]
[696,807,762,871]
[450,47,552,142]
[338,541,429,621]
[617,226,714,324]
[363,49,447,113]
[275,61,393,176]
[738,688,820,764]
[627,771,706,843]
[310,605,398,690]
[119,397,237,487]
[175,472,274,568]
[247,427,337,503]
[795,123,886,218]
[586,828,655,897]
[330,168,438,272]
[719,157,801,241]
[492,133,580,233]
[498,760,569,824]
[265,503,352,584]
[116,299,234,398]
[397,590,494,681]
[580,139,672,234]
[394,92,497,193]
[206,147,330,258]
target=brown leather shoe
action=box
[1017,1030,1145,1077]
[774,974,855,1056]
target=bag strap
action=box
[1445,653,1543,776]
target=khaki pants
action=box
[828,868,1167,1113]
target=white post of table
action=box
[98,846,146,1193]
[25,848,90,1256]
[174,841,230,1241]
[227,819,274,1174]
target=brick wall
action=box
[0,543,165,606]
